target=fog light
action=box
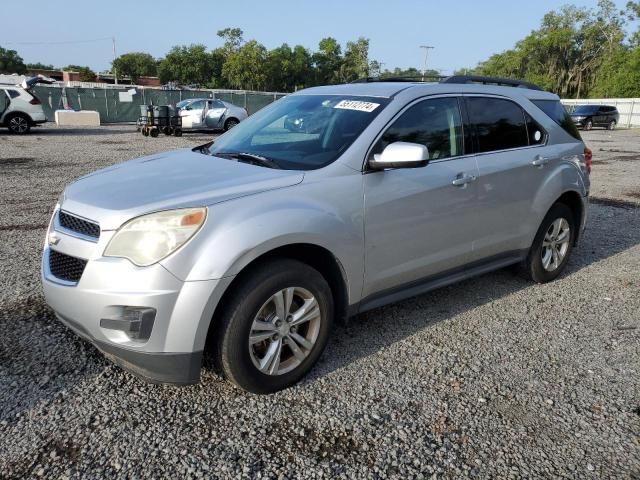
[100,307,156,340]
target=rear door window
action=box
[466,97,529,153]
[532,99,581,140]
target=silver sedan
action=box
[176,98,248,131]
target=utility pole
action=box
[420,45,434,81]
[112,36,118,85]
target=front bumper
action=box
[41,210,232,384]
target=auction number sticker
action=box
[334,100,380,112]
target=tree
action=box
[222,40,267,90]
[64,65,96,82]
[217,27,244,55]
[157,44,215,86]
[112,52,157,82]
[468,1,629,98]
[341,37,370,82]
[0,46,26,74]
[26,62,56,70]
[312,37,343,84]
[290,45,313,89]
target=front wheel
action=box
[608,120,616,131]
[212,259,333,394]
[522,203,576,283]
[584,119,593,131]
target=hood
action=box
[62,149,304,230]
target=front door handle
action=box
[531,155,552,167]
[451,173,477,186]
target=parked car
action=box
[177,98,248,131]
[0,78,49,134]
[42,76,591,394]
[570,104,619,130]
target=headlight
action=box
[104,208,206,266]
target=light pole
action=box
[112,36,118,85]
[420,45,434,81]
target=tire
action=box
[173,127,182,137]
[584,119,593,131]
[142,126,149,136]
[224,118,239,131]
[163,127,172,136]
[7,114,31,134]
[212,259,334,394]
[522,203,576,283]
[608,120,616,131]
[149,127,159,138]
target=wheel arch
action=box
[4,110,33,125]
[554,190,585,244]
[204,242,350,350]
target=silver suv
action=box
[42,76,591,393]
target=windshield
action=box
[572,105,598,115]
[199,94,389,170]
[176,100,192,109]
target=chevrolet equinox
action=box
[42,76,591,393]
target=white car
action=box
[0,80,48,134]
[177,98,248,131]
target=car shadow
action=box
[304,201,640,383]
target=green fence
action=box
[32,86,287,123]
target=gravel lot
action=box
[0,125,638,479]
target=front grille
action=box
[58,211,100,239]
[49,250,88,283]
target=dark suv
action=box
[570,104,619,130]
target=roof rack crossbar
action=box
[441,75,543,91]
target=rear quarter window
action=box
[7,89,20,99]
[532,100,581,140]
[466,97,529,153]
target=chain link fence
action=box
[32,86,287,123]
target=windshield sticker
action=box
[334,100,380,113]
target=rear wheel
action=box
[7,114,31,134]
[522,203,576,283]
[224,118,239,131]
[212,259,333,394]
[608,120,616,131]
[173,127,182,137]
[149,127,159,138]
[584,119,593,131]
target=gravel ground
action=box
[0,125,638,479]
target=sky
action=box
[0,0,631,75]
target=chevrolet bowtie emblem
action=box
[48,232,61,246]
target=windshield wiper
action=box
[214,151,282,169]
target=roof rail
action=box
[351,75,446,83]
[441,75,543,91]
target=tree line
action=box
[0,28,436,92]
[462,0,640,98]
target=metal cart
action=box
[137,105,182,137]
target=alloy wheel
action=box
[541,218,571,272]
[248,287,322,376]
[9,116,29,134]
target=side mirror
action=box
[369,142,430,170]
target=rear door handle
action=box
[531,155,552,167]
[452,173,477,186]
